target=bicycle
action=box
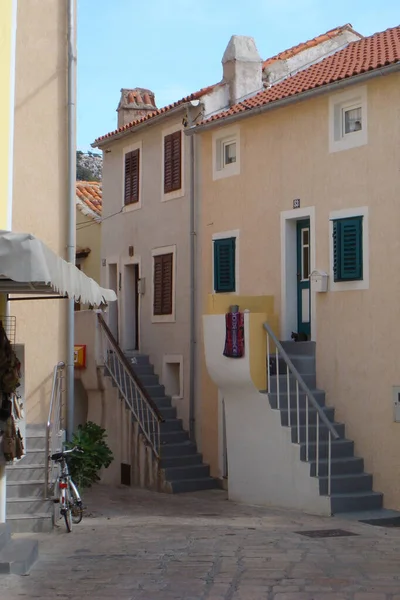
[51,446,83,533]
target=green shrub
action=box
[65,421,114,490]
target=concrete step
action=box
[138,374,159,386]
[300,439,354,461]
[280,406,335,427]
[22,449,46,465]
[160,419,183,432]
[152,396,173,409]
[0,538,38,575]
[331,491,383,514]
[267,390,326,410]
[160,441,197,457]
[130,364,154,376]
[337,508,400,525]
[6,497,53,516]
[269,354,316,376]
[145,385,166,399]
[168,477,218,494]
[290,422,345,443]
[123,352,150,365]
[280,341,316,356]
[25,424,46,437]
[7,513,54,533]
[0,524,11,552]
[163,463,210,481]
[269,373,316,393]
[319,473,373,495]
[309,456,364,477]
[7,464,46,482]
[159,406,177,420]
[25,436,47,450]
[161,430,189,444]
[6,480,45,499]
[160,454,203,469]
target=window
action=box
[212,127,240,180]
[329,86,367,153]
[332,217,363,282]
[164,131,182,194]
[214,238,236,293]
[153,253,173,315]
[124,149,140,205]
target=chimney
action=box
[222,36,262,106]
[117,88,157,127]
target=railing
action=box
[45,361,65,498]
[263,323,340,497]
[97,313,164,459]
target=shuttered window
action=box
[153,253,173,315]
[333,216,363,282]
[124,149,140,205]
[164,131,181,194]
[214,238,236,293]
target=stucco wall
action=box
[10,0,69,423]
[76,209,101,284]
[100,113,192,427]
[199,73,400,509]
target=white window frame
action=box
[161,124,185,202]
[329,86,367,153]
[151,244,177,323]
[329,206,369,292]
[122,140,142,212]
[212,126,241,181]
[211,229,240,294]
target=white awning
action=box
[0,230,117,306]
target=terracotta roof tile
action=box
[263,24,359,68]
[202,25,400,126]
[93,85,215,145]
[76,181,102,221]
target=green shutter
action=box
[333,217,363,282]
[214,238,236,293]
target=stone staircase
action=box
[266,341,384,515]
[110,350,217,493]
[6,424,53,533]
[0,522,38,575]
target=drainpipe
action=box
[66,0,76,441]
[188,108,196,442]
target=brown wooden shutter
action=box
[124,149,140,205]
[164,131,181,194]
[153,253,173,315]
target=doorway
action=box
[123,263,139,351]
[281,207,315,341]
[108,264,119,342]
[296,219,311,338]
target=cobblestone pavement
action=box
[3,485,400,599]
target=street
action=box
[3,484,400,599]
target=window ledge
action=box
[161,189,184,202]
[151,315,176,324]
[123,202,141,213]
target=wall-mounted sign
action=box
[293,198,301,209]
[74,345,86,369]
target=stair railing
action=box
[97,313,164,459]
[45,361,65,498]
[263,322,340,497]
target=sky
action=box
[77,0,400,152]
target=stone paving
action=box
[3,485,400,599]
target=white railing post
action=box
[286,365,291,427]
[328,431,332,496]
[306,395,309,461]
[296,380,300,443]
[267,334,271,393]
[275,347,280,410]
[316,413,320,477]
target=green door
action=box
[296,219,311,338]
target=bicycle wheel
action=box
[71,500,83,524]
[63,507,72,532]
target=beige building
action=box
[190,25,400,515]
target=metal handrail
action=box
[264,322,339,498]
[263,323,339,439]
[97,313,164,458]
[45,361,65,498]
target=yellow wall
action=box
[198,73,400,508]
[10,0,71,423]
[0,0,17,229]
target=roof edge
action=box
[186,61,400,135]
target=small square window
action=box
[223,141,236,166]
[343,106,362,135]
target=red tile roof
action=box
[93,85,215,145]
[263,24,359,68]
[76,181,102,221]
[203,25,400,126]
